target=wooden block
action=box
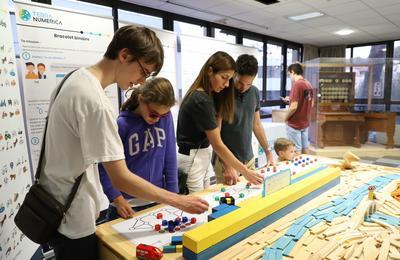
[247,232,265,245]
[307,238,328,254]
[274,220,293,232]
[246,249,265,260]
[378,239,390,260]
[390,238,400,248]
[352,243,363,259]
[303,233,316,246]
[310,222,329,235]
[326,244,347,260]
[314,239,339,258]
[236,243,265,260]
[323,224,347,237]
[344,244,355,259]
[363,236,380,260]
[389,245,400,259]
[293,247,311,260]
[255,231,277,246]
[362,221,381,227]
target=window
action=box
[266,43,282,101]
[353,44,387,99]
[243,37,263,94]
[214,28,236,44]
[345,48,351,59]
[286,47,300,93]
[173,21,206,37]
[52,0,112,16]
[118,10,162,29]
[391,40,400,101]
[345,48,351,72]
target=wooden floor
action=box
[310,142,400,160]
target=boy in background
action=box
[274,138,296,162]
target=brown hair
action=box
[182,51,236,123]
[274,138,295,154]
[104,25,164,75]
[287,63,303,76]
[121,77,176,112]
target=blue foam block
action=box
[171,235,183,245]
[212,203,229,213]
[208,205,239,222]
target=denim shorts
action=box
[286,125,309,151]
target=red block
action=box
[154,224,161,231]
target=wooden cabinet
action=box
[360,112,396,148]
[310,112,365,148]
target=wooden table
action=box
[96,204,183,260]
[96,187,221,260]
[311,112,365,148]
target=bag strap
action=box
[34,69,83,211]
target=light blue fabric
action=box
[286,125,309,151]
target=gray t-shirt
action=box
[220,86,260,162]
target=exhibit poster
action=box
[0,2,38,259]
[15,1,117,171]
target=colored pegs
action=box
[182,216,188,223]
[190,217,197,224]
[156,213,163,219]
[221,187,226,192]
[239,193,245,198]
[225,192,230,197]
[154,224,161,231]
[162,220,168,226]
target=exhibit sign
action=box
[0,2,38,258]
[15,1,117,171]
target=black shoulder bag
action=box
[14,70,84,244]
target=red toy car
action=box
[136,244,163,260]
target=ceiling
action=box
[122,0,400,47]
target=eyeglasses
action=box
[137,60,153,79]
[145,103,170,119]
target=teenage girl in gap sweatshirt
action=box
[99,77,178,220]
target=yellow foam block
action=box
[292,164,323,180]
[183,167,340,253]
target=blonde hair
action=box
[274,138,295,154]
[121,77,176,111]
[182,51,236,123]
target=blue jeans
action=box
[107,203,158,221]
[287,125,309,151]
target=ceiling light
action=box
[335,29,354,36]
[288,12,324,21]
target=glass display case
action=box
[303,57,399,149]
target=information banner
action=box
[0,3,38,259]
[15,1,117,171]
